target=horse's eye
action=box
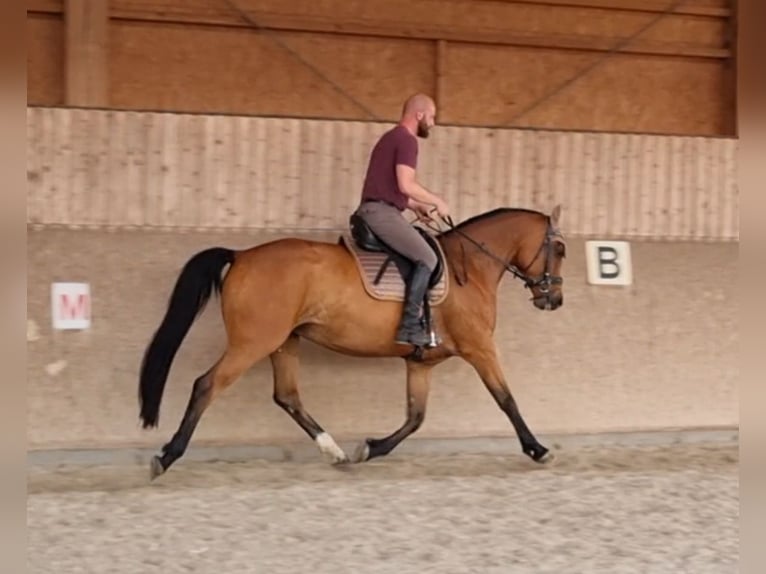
[555,242,566,258]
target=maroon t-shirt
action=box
[361,124,418,211]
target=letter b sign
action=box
[585,241,633,286]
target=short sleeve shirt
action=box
[361,125,418,211]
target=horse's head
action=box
[511,204,566,311]
[439,204,566,311]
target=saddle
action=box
[339,213,448,305]
[340,214,449,355]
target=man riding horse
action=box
[139,93,566,480]
[351,93,450,347]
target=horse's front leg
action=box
[353,360,433,463]
[463,344,553,463]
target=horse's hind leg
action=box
[270,334,349,465]
[353,360,433,463]
[150,343,266,479]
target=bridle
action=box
[428,214,564,299]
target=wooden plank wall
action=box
[26,0,736,137]
[26,107,739,241]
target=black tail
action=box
[138,247,235,429]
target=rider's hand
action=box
[413,203,433,221]
[435,198,450,219]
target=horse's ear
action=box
[551,204,562,225]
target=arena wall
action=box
[26,0,737,136]
[26,107,738,454]
[27,108,738,239]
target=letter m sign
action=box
[51,282,91,330]
[585,241,633,286]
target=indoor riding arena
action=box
[27,1,739,572]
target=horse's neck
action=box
[442,216,524,289]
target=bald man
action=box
[351,93,451,347]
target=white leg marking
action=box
[316,432,348,464]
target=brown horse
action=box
[138,205,566,479]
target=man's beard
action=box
[417,121,430,138]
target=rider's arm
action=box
[396,164,443,207]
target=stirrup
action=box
[426,329,441,348]
[395,321,441,348]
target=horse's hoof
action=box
[331,454,351,466]
[319,449,349,465]
[315,432,350,465]
[537,450,555,464]
[319,453,349,466]
[149,456,165,480]
[352,440,370,463]
[331,457,353,471]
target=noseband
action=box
[439,215,564,296]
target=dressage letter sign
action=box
[51,282,91,330]
[585,241,633,286]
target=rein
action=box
[421,212,564,294]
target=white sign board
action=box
[51,282,91,330]
[585,241,633,286]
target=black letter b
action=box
[598,247,620,279]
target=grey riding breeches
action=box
[354,200,438,272]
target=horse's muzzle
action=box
[533,292,562,311]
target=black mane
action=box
[439,207,546,236]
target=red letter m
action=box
[59,293,90,320]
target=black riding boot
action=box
[395,262,433,347]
